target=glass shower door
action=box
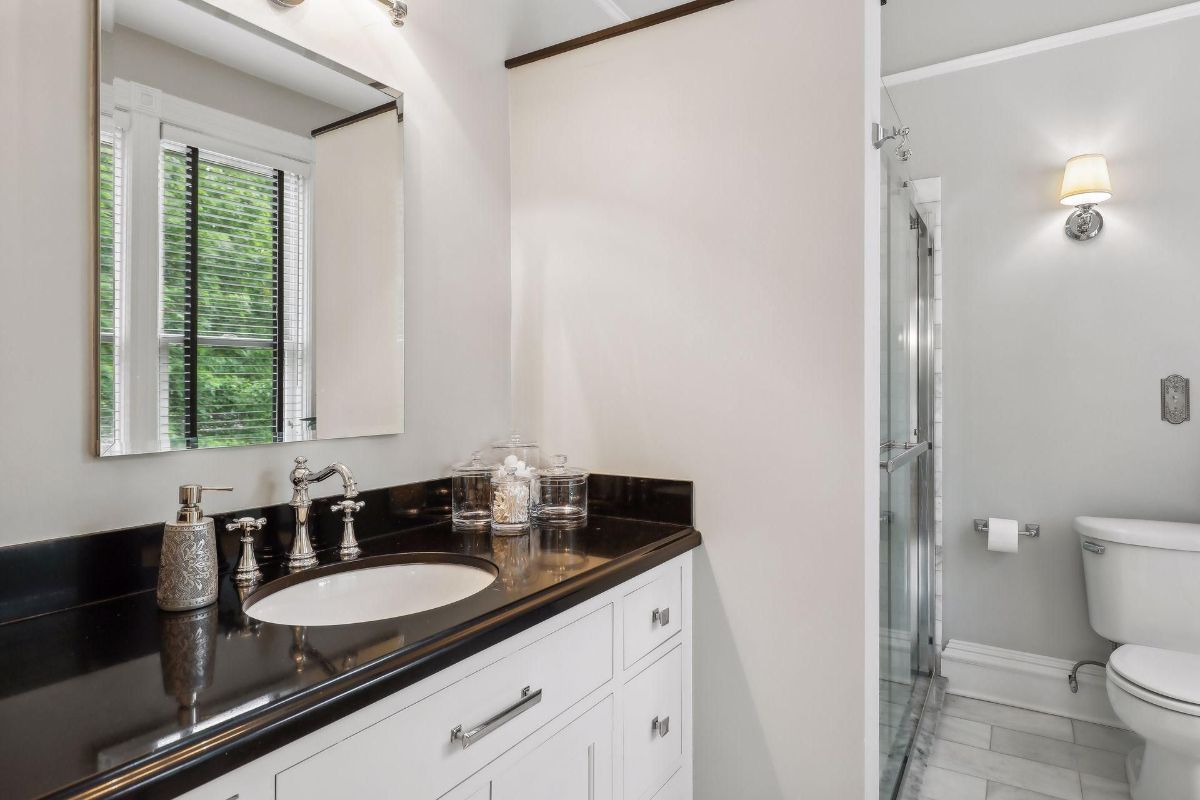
[878,109,935,800]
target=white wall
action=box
[509,1,872,795]
[0,0,513,545]
[101,24,347,137]
[889,16,1200,662]
[882,0,1189,74]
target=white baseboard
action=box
[940,639,1122,728]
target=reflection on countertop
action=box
[0,475,697,800]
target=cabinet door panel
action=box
[491,697,613,800]
[623,645,683,800]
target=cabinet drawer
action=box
[622,565,682,668]
[276,604,613,800]
[623,645,683,800]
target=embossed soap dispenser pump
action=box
[157,485,232,611]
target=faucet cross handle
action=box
[331,499,365,519]
[331,499,366,560]
[226,516,267,535]
[226,517,267,586]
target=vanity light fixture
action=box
[378,0,409,27]
[269,0,408,27]
[1060,153,1112,241]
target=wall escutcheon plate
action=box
[1161,375,1190,425]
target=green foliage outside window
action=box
[98,139,117,447]
[162,147,281,449]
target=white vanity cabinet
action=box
[180,552,693,800]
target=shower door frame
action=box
[879,197,938,800]
[910,209,936,682]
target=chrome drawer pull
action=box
[652,607,670,627]
[652,715,670,737]
[1082,540,1106,555]
[450,686,542,749]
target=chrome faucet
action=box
[287,457,359,569]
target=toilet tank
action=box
[1075,516,1200,654]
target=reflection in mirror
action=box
[97,0,404,456]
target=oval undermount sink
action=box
[244,557,498,626]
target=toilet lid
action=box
[1109,645,1200,707]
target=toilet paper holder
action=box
[974,518,1040,538]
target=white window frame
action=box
[98,115,129,455]
[101,79,315,453]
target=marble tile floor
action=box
[918,695,1142,800]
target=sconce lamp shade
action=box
[1059,154,1112,206]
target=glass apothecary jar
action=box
[490,433,541,471]
[534,455,588,523]
[451,452,494,530]
[491,464,533,534]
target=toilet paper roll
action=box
[987,517,1019,553]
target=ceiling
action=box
[883,0,1193,75]
[503,0,683,59]
[107,0,697,102]
[106,0,390,112]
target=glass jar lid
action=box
[491,432,539,450]
[536,454,588,481]
[492,463,533,484]
[451,451,492,477]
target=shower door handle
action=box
[879,441,929,473]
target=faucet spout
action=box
[310,462,358,499]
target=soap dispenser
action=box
[157,485,232,611]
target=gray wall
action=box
[889,17,1200,662]
[509,1,873,796]
[883,0,1190,74]
[0,0,513,546]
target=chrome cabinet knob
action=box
[652,607,670,627]
[652,715,670,737]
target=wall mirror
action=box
[96,0,404,456]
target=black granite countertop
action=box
[0,476,699,800]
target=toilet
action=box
[1076,516,1200,800]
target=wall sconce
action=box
[1060,154,1112,241]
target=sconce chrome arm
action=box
[1065,203,1104,241]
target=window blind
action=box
[98,129,124,454]
[159,141,306,449]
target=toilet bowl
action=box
[1106,645,1200,800]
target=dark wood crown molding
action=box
[311,100,402,138]
[505,0,735,70]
